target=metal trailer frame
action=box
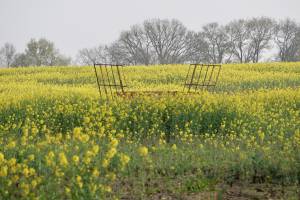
[92,63,221,99]
[93,63,127,99]
[183,64,221,92]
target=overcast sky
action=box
[1,0,300,59]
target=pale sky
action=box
[1,0,300,59]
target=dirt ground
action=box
[121,183,300,200]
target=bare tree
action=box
[76,45,108,65]
[184,31,210,63]
[225,20,253,63]
[274,18,300,62]
[247,17,275,63]
[0,43,16,67]
[106,41,134,65]
[201,23,231,63]
[118,25,154,65]
[143,19,187,64]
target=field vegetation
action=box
[0,62,299,199]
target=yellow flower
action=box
[106,148,117,159]
[105,172,116,181]
[29,168,36,175]
[83,117,90,123]
[20,183,30,195]
[12,175,19,182]
[110,138,119,147]
[55,168,64,177]
[92,169,100,177]
[59,152,68,167]
[138,146,148,157]
[103,185,112,193]
[92,145,100,154]
[65,187,71,194]
[66,134,71,140]
[171,144,177,150]
[7,141,16,149]
[86,150,94,157]
[81,134,90,143]
[21,137,27,146]
[120,154,130,166]
[31,180,38,188]
[8,158,16,166]
[83,157,91,165]
[10,165,17,173]
[73,127,82,139]
[23,167,30,177]
[31,127,39,135]
[72,155,79,164]
[28,154,35,161]
[258,130,265,141]
[0,166,8,177]
[8,180,12,186]
[48,151,55,158]
[0,152,5,163]
[159,139,166,145]
[76,176,83,188]
[45,152,55,166]
[102,159,109,168]
[90,184,97,194]
[76,175,82,181]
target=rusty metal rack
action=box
[183,64,221,92]
[93,63,221,99]
[93,63,127,99]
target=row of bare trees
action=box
[77,17,300,65]
[1,17,299,67]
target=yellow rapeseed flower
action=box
[0,152,5,163]
[171,144,177,150]
[83,117,90,124]
[120,154,130,166]
[72,155,79,164]
[28,154,35,161]
[31,180,38,188]
[106,148,117,159]
[92,168,100,177]
[103,185,112,193]
[138,146,148,157]
[23,167,30,177]
[106,172,116,181]
[7,141,16,149]
[76,176,83,188]
[102,159,109,168]
[65,187,71,194]
[73,127,82,139]
[48,151,55,158]
[20,183,30,195]
[81,134,89,143]
[29,168,36,175]
[59,152,68,167]
[110,138,119,147]
[7,158,16,167]
[0,166,8,177]
[83,156,91,165]
[92,145,100,154]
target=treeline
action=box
[1,17,300,67]
[77,17,300,65]
[0,39,70,68]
